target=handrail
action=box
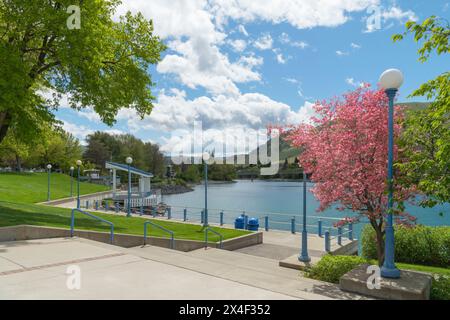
[167,204,355,221]
[144,220,175,249]
[204,227,224,249]
[70,208,114,244]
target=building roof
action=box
[105,161,153,178]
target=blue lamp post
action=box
[202,152,210,227]
[47,164,52,202]
[298,170,311,262]
[126,156,133,217]
[76,160,82,209]
[70,166,74,197]
[379,68,403,279]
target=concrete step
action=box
[74,238,370,300]
[188,248,300,280]
[127,245,368,300]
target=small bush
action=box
[430,275,450,300]
[360,224,450,267]
[306,255,368,284]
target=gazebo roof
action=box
[105,161,153,178]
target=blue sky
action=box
[54,0,449,152]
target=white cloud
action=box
[345,77,365,87]
[209,0,380,29]
[238,24,249,36]
[157,39,262,96]
[336,50,349,56]
[284,77,299,84]
[59,120,94,144]
[364,5,418,33]
[228,39,247,52]
[117,0,261,96]
[351,42,362,49]
[381,6,418,22]
[279,32,308,48]
[117,89,315,136]
[254,34,273,50]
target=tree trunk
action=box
[15,154,22,172]
[0,111,12,144]
[374,227,385,266]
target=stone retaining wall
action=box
[0,225,263,252]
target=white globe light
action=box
[76,160,82,166]
[126,156,133,164]
[70,166,74,171]
[202,152,210,161]
[379,69,404,90]
[47,164,52,170]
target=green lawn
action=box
[0,173,249,242]
[0,172,108,203]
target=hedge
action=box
[305,255,368,284]
[360,224,450,268]
[306,255,450,300]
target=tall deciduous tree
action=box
[284,87,414,265]
[0,0,166,143]
[393,16,449,206]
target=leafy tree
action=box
[179,165,201,183]
[26,127,82,171]
[0,0,166,143]
[143,142,165,177]
[284,87,415,265]
[393,16,449,206]
[83,138,111,169]
[0,128,30,171]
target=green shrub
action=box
[361,224,450,267]
[306,255,368,284]
[430,275,450,300]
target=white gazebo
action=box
[105,161,154,197]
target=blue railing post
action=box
[115,202,119,213]
[201,210,204,224]
[183,208,187,221]
[167,207,172,219]
[85,200,89,209]
[220,211,224,226]
[338,227,342,245]
[349,222,353,241]
[325,230,330,252]
[265,216,269,231]
[140,198,144,216]
[71,208,114,244]
[244,214,248,230]
[152,207,156,218]
[291,217,295,234]
[95,200,99,210]
[318,219,323,237]
[105,201,109,211]
[70,210,75,237]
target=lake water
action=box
[164,180,449,238]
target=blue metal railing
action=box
[70,208,114,244]
[204,227,224,249]
[143,220,175,249]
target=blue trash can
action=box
[234,215,245,229]
[247,218,259,231]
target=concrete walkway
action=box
[0,238,294,300]
[0,237,367,300]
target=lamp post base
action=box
[298,231,311,263]
[298,255,311,263]
[381,265,401,279]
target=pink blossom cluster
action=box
[284,86,415,221]
[333,216,360,228]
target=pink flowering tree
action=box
[284,86,415,265]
